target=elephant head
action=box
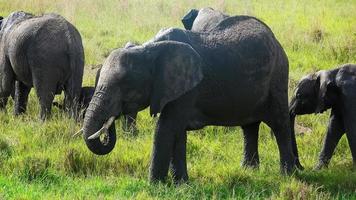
[81,41,203,155]
[0,16,3,30]
[289,70,338,116]
[181,8,228,32]
[289,70,339,170]
[181,9,199,30]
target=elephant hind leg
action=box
[14,81,31,115]
[33,76,57,120]
[63,78,82,120]
[315,109,344,170]
[263,83,295,174]
[265,117,295,174]
[241,122,261,168]
[170,131,188,183]
[342,87,356,167]
[0,57,15,110]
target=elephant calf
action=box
[289,63,356,169]
[0,11,84,120]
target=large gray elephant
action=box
[80,14,297,182]
[289,63,356,170]
[182,8,303,171]
[0,11,84,120]
[110,8,229,134]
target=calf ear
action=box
[181,9,199,30]
[315,71,335,113]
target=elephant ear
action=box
[315,70,335,113]
[124,42,137,48]
[0,16,3,29]
[181,9,199,30]
[148,41,203,116]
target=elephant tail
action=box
[65,22,84,116]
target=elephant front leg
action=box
[149,102,190,182]
[241,122,260,168]
[170,131,188,182]
[33,79,56,120]
[149,116,176,182]
[315,110,344,170]
[14,81,31,115]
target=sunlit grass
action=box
[0,0,355,199]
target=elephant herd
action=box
[0,8,355,183]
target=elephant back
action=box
[0,11,33,38]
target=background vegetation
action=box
[0,0,355,199]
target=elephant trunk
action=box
[83,94,117,155]
[289,99,304,170]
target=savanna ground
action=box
[0,0,355,199]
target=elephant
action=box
[0,11,84,120]
[181,7,228,31]
[80,15,297,182]
[289,63,356,170]
[52,87,94,115]
[109,8,230,135]
[182,8,304,170]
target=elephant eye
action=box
[296,93,302,99]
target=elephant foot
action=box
[295,158,304,171]
[14,107,26,116]
[173,174,188,184]
[241,159,259,169]
[0,99,7,110]
[149,165,169,183]
[280,158,296,175]
[149,173,167,183]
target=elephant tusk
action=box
[72,128,83,138]
[87,116,116,140]
[103,116,116,129]
[88,126,105,140]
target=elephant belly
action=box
[191,82,269,127]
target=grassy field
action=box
[0,0,355,199]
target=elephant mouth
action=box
[87,116,116,140]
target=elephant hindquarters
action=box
[262,47,296,173]
[0,55,15,109]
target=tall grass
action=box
[0,0,355,199]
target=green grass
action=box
[0,0,356,199]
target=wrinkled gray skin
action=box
[89,66,138,132]
[181,7,228,31]
[0,11,84,120]
[182,8,303,171]
[82,15,296,182]
[289,63,356,170]
[52,66,137,132]
[119,8,228,134]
